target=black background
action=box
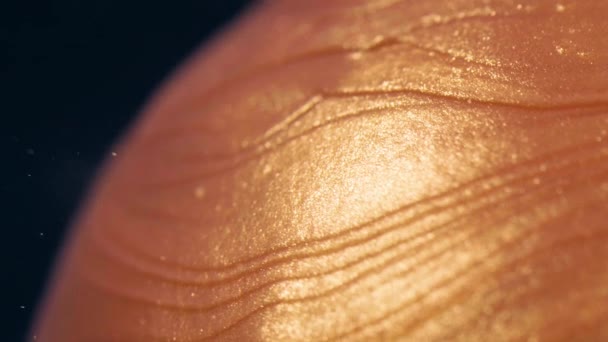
[2,0,252,340]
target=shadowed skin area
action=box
[33,0,608,341]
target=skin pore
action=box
[33,0,608,340]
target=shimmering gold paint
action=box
[34,0,608,341]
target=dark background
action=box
[2,0,252,340]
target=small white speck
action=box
[39,232,44,237]
[349,52,363,60]
[159,255,167,261]
[421,13,442,25]
[20,305,25,309]
[555,45,565,55]
[194,186,206,199]
[27,173,31,177]
[370,35,385,46]
[190,292,196,297]
[533,177,541,185]
[516,4,523,10]
[556,3,565,12]
[111,152,117,157]
[263,164,272,175]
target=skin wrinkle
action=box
[92,138,608,279]
[78,147,607,311]
[105,115,608,260]
[76,160,607,338]
[139,0,607,140]
[75,159,608,326]
[343,168,608,341]
[134,2,592,152]
[446,189,608,341]
[42,140,608,340]
[339,227,608,340]
[138,27,519,149]
[138,3,514,136]
[83,139,608,303]
[136,91,608,168]
[153,0,535,115]
[34,0,608,341]
[259,175,608,342]
[415,220,608,342]
[453,237,608,341]
[353,223,608,342]
[59,138,604,340]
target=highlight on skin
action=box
[33,0,608,340]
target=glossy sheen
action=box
[35,0,608,341]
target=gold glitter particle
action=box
[194,186,206,199]
[263,164,273,175]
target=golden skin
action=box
[33,0,608,340]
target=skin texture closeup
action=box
[34,0,608,341]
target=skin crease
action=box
[32,0,608,341]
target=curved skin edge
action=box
[34,0,608,341]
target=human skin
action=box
[33,0,608,341]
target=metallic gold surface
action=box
[35,0,608,341]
